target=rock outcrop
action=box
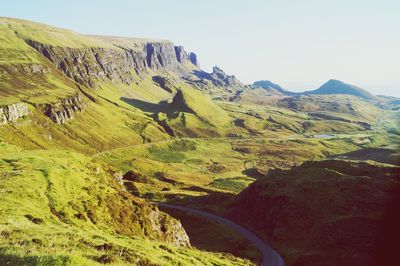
[183,65,244,94]
[148,208,191,247]
[0,102,29,124]
[174,46,199,67]
[170,89,194,113]
[189,52,199,67]
[210,66,239,87]
[174,46,188,63]
[26,39,199,88]
[43,94,86,124]
[2,63,49,75]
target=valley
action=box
[0,17,399,266]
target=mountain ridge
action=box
[252,80,294,95]
[304,79,378,100]
[0,16,398,266]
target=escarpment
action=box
[42,94,86,124]
[145,42,178,70]
[26,39,199,88]
[26,39,144,87]
[0,102,29,124]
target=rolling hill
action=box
[305,79,378,100]
[230,159,400,265]
[252,80,294,95]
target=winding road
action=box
[158,203,284,266]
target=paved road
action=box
[158,203,284,266]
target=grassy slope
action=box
[155,86,233,137]
[0,25,77,105]
[0,17,237,150]
[98,136,362,204]
[0,94,169,154]
[0,18,256,265]
[173,87,231,127]
[230,160,400,265]
[233,92,382,126]
[0,18,172,152]
[0,143,252,265]
[1,17,115,49]
[0,16,398,265]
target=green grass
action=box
[210,177,254,193]
[97,134,365,205]
[0,143,253,265]
[1,17,116,49]
[172,86,232,127]
[231,159,400,265]
[0,16,397,265]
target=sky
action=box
[1,0,399,96]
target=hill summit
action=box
[252,80,292,95]
[306,79,377,100]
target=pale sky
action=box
[1,0,399,96]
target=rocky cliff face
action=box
[145,42,178,70]
[42,94,86,124]
[210,66,239,87]
[189,52,199,67]
[26,39,199,88]
[0,102,29,124]
[174,46,189,63]
[174,46,199,66]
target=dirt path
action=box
[158,203,284,266]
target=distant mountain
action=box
[305,79,377,100]
[376,95,400,110]
[230,80,288,105]
[252,80,294,95]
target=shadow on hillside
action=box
[242,168,265,179]
[371,186,400,266]
[183,186,219,194]
[332,147,399,165]
[165,190,234,207]
[192,70,211,79]
[121,97,165,113]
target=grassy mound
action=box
[230,159,400,265]
[170,88,231,127]
[153,87,232,137]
